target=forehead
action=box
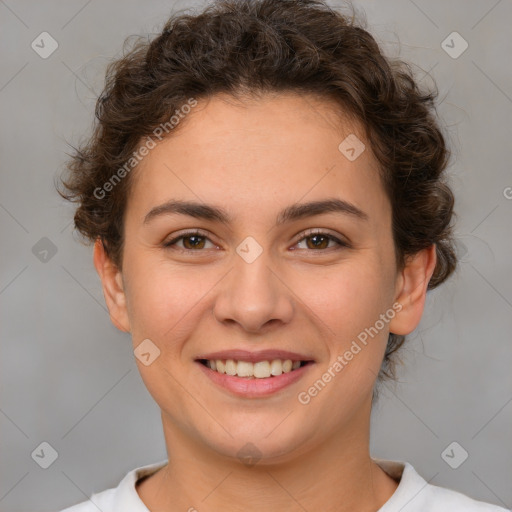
[127,92,390,227]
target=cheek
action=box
[300,258,394,402]
[122,262,215,415]
[123,257,216,346]
[300,259,392,339]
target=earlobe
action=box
[93,238,131,333]
[388,244,437,336]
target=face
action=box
[96,92,434,464]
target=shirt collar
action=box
[111,458,428,511]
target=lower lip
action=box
[196,361,313,398]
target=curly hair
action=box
[57,0,457,386]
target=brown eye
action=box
[304,234,330,250]
[163,231,216,251]
[181,235,207,250]
[295,231,349,251]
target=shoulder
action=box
[374,458,510,512]
[418,480,509,511]
[57,460,168,512]
[58,487,115,512]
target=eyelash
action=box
[162,229,350,253]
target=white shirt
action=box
[59,458,510,511]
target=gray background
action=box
[1,0,511,510]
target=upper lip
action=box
[195,349,315,363]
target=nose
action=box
[212,248,294,334]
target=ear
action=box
[388,244,437,336]
[93,238,131,333]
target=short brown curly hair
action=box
[58,0,457,385]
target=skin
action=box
[94,92,436,512]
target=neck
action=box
[137,397,399,512]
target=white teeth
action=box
[205,358,305,378]
[225,359,237,375]
[270,359,283,376]
[253,361,271,378]
[237,360,253,377]
[282,360,293,373]
[216,360,225,374]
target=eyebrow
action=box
[143,197,369,226]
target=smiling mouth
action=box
[197,359,313,379]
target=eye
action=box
[162,228,350,253]
[163,230,217,251]
[293,229,350,251]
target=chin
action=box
[196,418,316,466]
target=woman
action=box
[57,0,507,510]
